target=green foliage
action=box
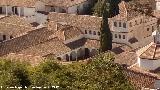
[0,54,133,90]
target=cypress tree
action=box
[100,0,112,52]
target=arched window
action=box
[123,35,125,39]
[119,22,121,27]
[115,34,117,38]
[123,23,126,28]
[119,34,121,39]
[114,22,117,27]
[93,31,96,35]
[89,30,92,34]
[85,30,87,34]
[98,32,100,36]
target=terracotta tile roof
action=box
[0,27,54,56]
[0,0,38,7]
[55,23,83,41]
[48,12,102,30]
[66,38,100,49]
[0,15,32,36]
[124,64,160,89]
[140,43,160,60]
[124,68,158,89]
[17,37,71,56]
[41,0,88,7]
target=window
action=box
[140,19,143,24]
[10,36,13,39]
[147,28,149,31]
[129,22,132,27]
[114,22,117,27]
[89,30,92,34]
[119,34,121,39]
[123,35,125,39]
[50,6,55,12]
[93,31,96,35]
[115,34,117,38]
[119,22,121,27]
[85,30,87,34]
[98,32,100,36]
[135,20,138,25]
[3,35,6,40]
[152,26,154,32]
[123,23,126,28]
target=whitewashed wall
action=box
[35,13,47,24]
[23,7,35,16]
[68,5,78,14]
[156,2,160,10]
[35,1,45,11]
[112,32,129,44]
[138,57,160,70]
[2,6,12,15]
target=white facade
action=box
[156,1,160,10]
[138,57,160,70]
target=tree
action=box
[108,0,121,18]
[0,59,31,90]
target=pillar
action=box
[5,6,8,16]
[18,7,21,16]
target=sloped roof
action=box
[41,0,88,7]
[0,15,32,36]
[0,0,38,7]
[17,37,71,56]
[124,68,158,89]
[140,43,160,60]
[0,27,54,56]
[66,38,100,49]
[48,12,102,30]
[55,23,83,41]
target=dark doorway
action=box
[70,55,73,61]
[0,7,2,14]
[85,48,90,58]
[15,7,18,15]
[3,35,6,41]
[66,54,69,61]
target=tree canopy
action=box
[0,53,133,89]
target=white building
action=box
[109,1,157,47]
[137,30,160,70]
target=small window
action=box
[130,22,132,27]
[3,35,6,40]
[98,32,100,36]
[85,30,87,34]
[115,34,117,38]
[123,23,126,28]
[114,22,117,27]
[10,36,13,39]
[119,22,121,27]
[147,28,149,31]
[89,30,92,34]
[152,26,154,32]
[135,20,138,25]
[140,19,143,24]
[119,34,121,39]
[123,35,125,39]
[93,31,96,35]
